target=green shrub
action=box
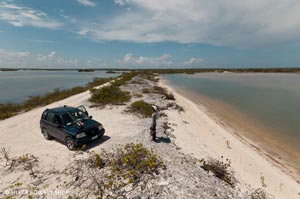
[200,158,234,187]
[111,71,138,87]
[165,92,175,100]
[142,88,150,93]
[140,72,159,82]
[65,143,164,198]
[129,100,153,117]
[141,86,175,100]
[133,93,143,98]
[250,188,270,199]
[89,85,131,105]
[0,103,20,120]
[87,77,112,88]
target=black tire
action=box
[66,137,76,151]
[42,128,52,140]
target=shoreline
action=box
[164,81,300,181]
[160,78,300,199]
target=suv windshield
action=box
[62,110,89,125]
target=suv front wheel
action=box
[66,137,76,151]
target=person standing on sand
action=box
[150,105,158,141]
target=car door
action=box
[52,114,66,141]
[77,105,89,116]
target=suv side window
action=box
[53,114,62,126]
[46,112,55,123]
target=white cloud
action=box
[0,48,30,58]
[77,29,89,36]
[0,1,62,29]
[76,0,300,48]
[36,52,80,67]
[117,53,173,67]
[0,48,31,67]
[0,48,109,68]
[37,51,56,61]
[31,40,55,43]
[77,0,96,7]
[114,0,130,6]
[183,57,203,66]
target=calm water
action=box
[163,73,300,147]
[0,70,119,103]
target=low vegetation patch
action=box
[140,72,159,82]
[112,71,138,87]
[89,85,131,105]
[153,86,175,100]
[142,88,151,94]
[129,100,153,117]
[65,143,164,198]
[200,157,234,187]
[166,102,184,112]
[133,93,143,98]
[250,188,271,199]
[0,147,39,177]
[0,103,20,120]
[87,77,112,88]
[141,86,175,100]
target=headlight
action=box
[76,132,86,139]
[98,125,103,130]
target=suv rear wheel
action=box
[42,128,52,140]
[66,137,76,151]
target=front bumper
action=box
[74,128,105,146]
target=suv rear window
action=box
[42,111,48,120]
[46,112,55,123]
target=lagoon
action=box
[163,72,300,176]
[0,70,119,104]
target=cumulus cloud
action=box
[0,1,62,29]
[36,52,80,67]
[31,40,55,43]
[0,49,85,68]
[0,48,31,67]
[76,0,300,48]
[183,57,203,66]
[114,0,130,6]
[117,53,173,67]
[77,0,96,7]
[37,51,56,61]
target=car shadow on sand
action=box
[85,135,111,150]
[52,135,111,151]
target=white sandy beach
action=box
[0,76,299,198]
[161,79,300,199]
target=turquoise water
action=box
[163,73,300,146]
[0,70,119,103]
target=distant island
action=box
[1,67,300,73]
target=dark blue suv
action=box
[40,105,105,150]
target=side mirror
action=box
[89,115,93,119]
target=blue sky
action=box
[0,0,300,68]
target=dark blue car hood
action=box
[64,119,100,135]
